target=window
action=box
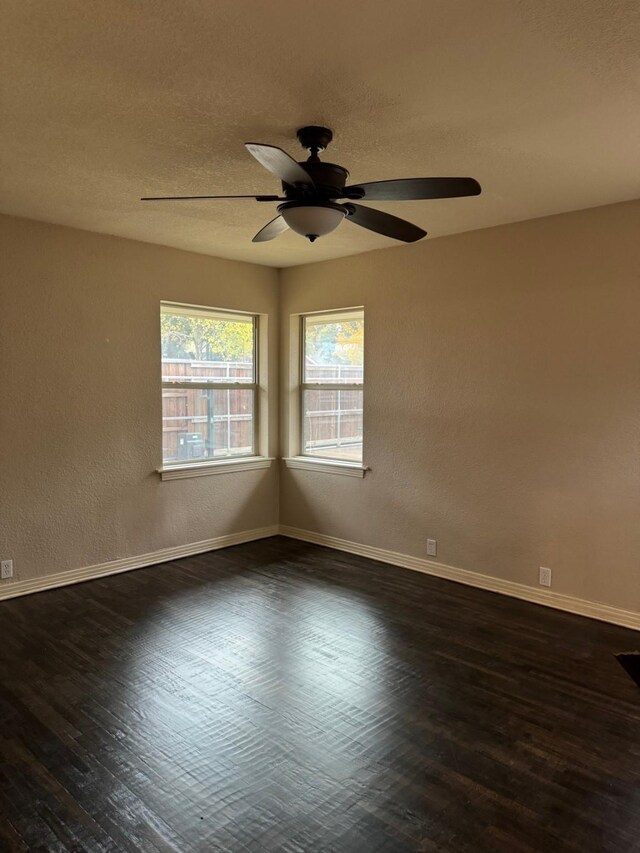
[301,309,364,463]
[160,303,258,467]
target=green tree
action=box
[306,320,363,365]
[161,314,253,362]
[336,321,364,365]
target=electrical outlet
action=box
[427,539,437,557]
[1,560,13,580]
[539,566,552,588]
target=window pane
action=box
[161,310,254,384]
[303,313,363,384]
[303,389,363,462]
[162,388,254,462]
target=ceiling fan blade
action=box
[141,194,284,201]
[344,177,481,201]
[252,215,290,243]
[345,204,426,242]
[245,143,315,187]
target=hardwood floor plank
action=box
[0,536,638,851]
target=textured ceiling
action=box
[1,0,639,267]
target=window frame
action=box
[158,301,271,479]
[287,307,366,475]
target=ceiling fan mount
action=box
[296,125,334,157]
[142,126,481,245]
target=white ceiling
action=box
[1,0,639,267]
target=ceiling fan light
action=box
[279,203,346,241]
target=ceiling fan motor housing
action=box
[282,161,350,200]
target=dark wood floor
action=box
[0,537,638,852]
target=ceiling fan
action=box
[141,126,481,244]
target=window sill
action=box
[158,457,274,481]
[283,456,368,478]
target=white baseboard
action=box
[4,523,638,631]
[0,525,279,602]
[279,525,640,632]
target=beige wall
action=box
[2,202,638,614]
[0,215,279,583]
[279,200,640,613]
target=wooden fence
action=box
[161,359,363,461]
[162,360,253,460]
